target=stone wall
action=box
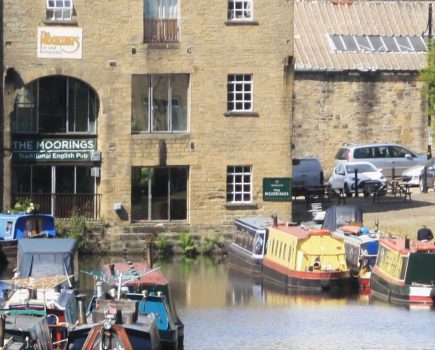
[3,1,294,231]
[292,71,428,178]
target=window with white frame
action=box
[226,165,252,203]
[46,0,73,21]
[227,74,252,112]
[132,74,188,133]
[228,0,253,20]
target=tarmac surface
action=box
[292,186,435,241]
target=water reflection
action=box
[78,255,435,350]
[2,254,435,350]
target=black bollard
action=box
[354,169,359,198]
[422,166,428,193]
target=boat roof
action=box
[380,237,435,253]
[0,213,54,220]
[102,262,168,287]
[271,224,330,240]
[234,216,277,230]
[18,238,77,255]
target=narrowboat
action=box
[0,213,56,263]
[86,261,183,350]
[0,309,54,350]
[262,223,358,292]
[370,237,435,305]
[228,216,279,275]
[67,298,162,350]
[322,206,380,290]
[1,238,79,348]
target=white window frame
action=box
[226,165,252,203]
[227,74,253,113]
[228,0,253,21]
[46,0,73,21]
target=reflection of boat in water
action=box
[370,237,435,305]
[263,221,358,292]
[0,213,56,263]
[86,261,183,350]
[322,206,380,291]
[67,298,162,350]
[228,216,276,275]
[227,266,264,306]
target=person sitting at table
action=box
[417,225,434,242]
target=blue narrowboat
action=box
[228,216,278,275]
[0,213,56,262]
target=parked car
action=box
[328,161,387,197]
[292,157,324,197]
[400,160,435,192]
[335,143,427,178]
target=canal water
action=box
[2,254,435,350]
[78,254,435,350]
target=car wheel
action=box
[419,178,425,193]
[344,183,352,197]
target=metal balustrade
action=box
[12,193,102,220]
[144,19,179,43]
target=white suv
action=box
[335,143,428,178]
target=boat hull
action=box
[263,259,358,292]
[228,243,263,275]
[370,268,435,305]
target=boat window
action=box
[279,242,283,259]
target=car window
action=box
[353,147,370,159]
[335,148,349,160]
[293,159,320,173]
[374,146,389,158]
[388,146,412,158]
[346,164,376,173]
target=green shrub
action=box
[198,234,221,255]
[177,232,197,257]
[153,235,173,257]
[65,214,92,253]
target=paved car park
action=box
[292,187,435,241]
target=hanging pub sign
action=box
[12,137,98,163]
[263,177,292,201]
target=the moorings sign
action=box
[12,138,97,163]
[263,178,292,201]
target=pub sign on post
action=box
[263,178,292,201]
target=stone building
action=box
[293,0,432,177]
[2,0,294,244]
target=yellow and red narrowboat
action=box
[370,237,435,305]
[262,224,358,291]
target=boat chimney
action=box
[146,241,153,269]
[272,214,278,227]
[2,289,9,301]
[0,315,5,347]
[109,264,116,277]
[96,281,103,298]
[76,294,87,325]
[405,236,410,250]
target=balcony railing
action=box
[12,193,101,221]
[144,18,179,43]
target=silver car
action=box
[335,143,427,178]
[400,160,435,192]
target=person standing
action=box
[417,225,434,242]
